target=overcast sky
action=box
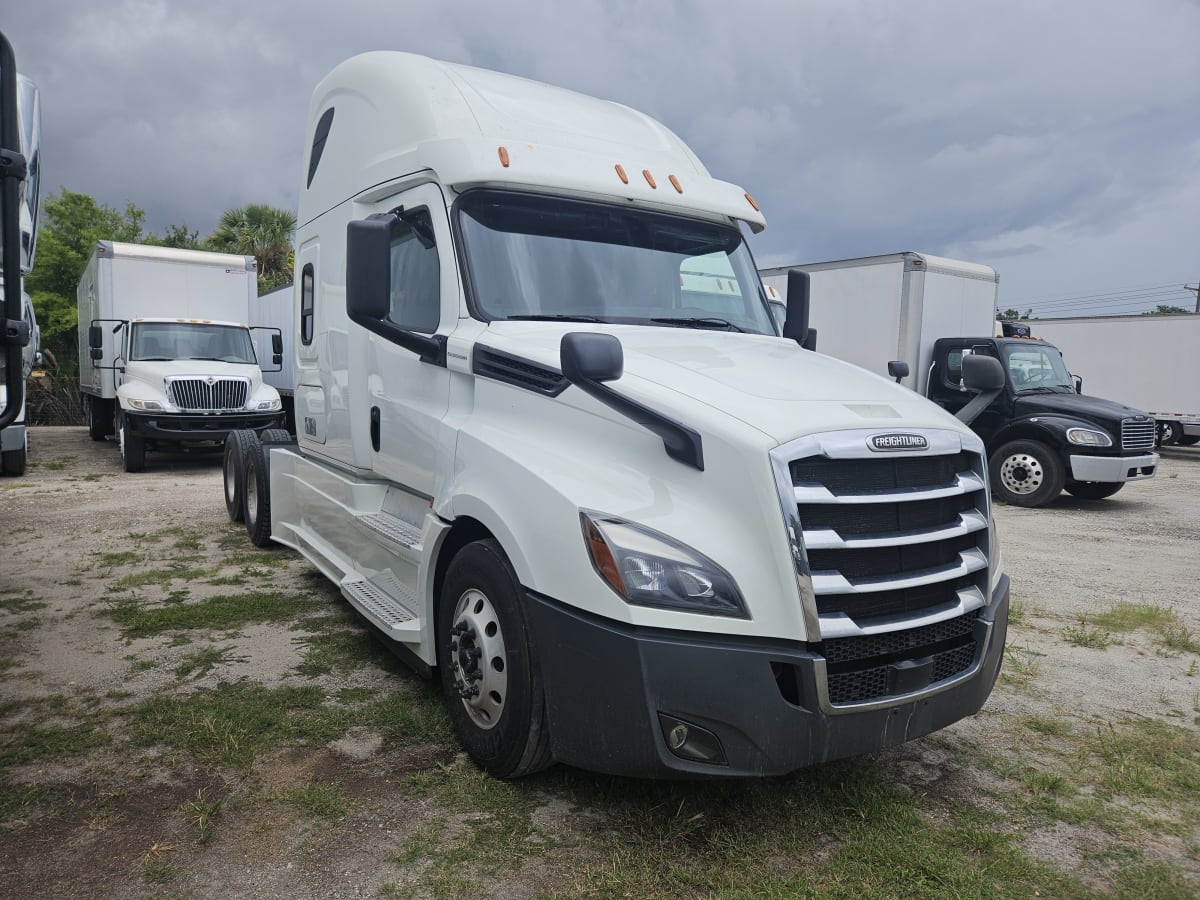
[5,0,1200,316]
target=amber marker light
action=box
[669,175,682,194]
[582,515,627,599]
[643,169,657,189]
[498,146,510,167]
[744,192,760,212]
[615,164,629,184]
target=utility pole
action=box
[1186,282,1200,314]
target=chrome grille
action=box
[166,377,249,411]
[1121,418,1155,451]
[771,429,993,708]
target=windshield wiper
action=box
[505,314,607,323]
[650,316,745,332]
[1019,386,1069,394]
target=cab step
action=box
[341,569,422,640]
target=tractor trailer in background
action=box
[78,242,284,472]
[1030,314,1200,448]
[222,53,1010,780]
[0,58,41,476]
[760,253,1158,507]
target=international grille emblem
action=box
[869,433,928,451]
[205,376,216,385]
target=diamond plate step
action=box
[360,512,423,549]
[342,570,420,636]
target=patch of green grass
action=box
[1063,617,1114,649]
[206,574,248,586]
[175,644,242,680]
[108,590,320,638]
[96,551,141,567]
[0,723,109,770]
[112,564,220,589]
[0,591,47,614]
[33,455,76,470]
[279,781,355,819]
[1155,622,1200,656]
[1092,601,1175,633]
[295,627,398,676]
[0,783,50,823]
[1113,857,1196,899]
[1020,714,1072,738]
[183,788,224,844]
[1000,644,1042,686]
[1083,717,1200,802]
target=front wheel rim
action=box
[448,588,508,730]
[999,452,1044,495]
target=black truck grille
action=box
[167,378,249,411]
[775,433,993,707]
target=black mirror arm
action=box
[570,377,704,470]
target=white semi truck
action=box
[1030,313,1200,447]
[760,253,1158,507]
[0,63,41,476]
[79,242,284,471]
[224,53,1009,779]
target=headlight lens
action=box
[580,511,748,618]
[256,399,282,411]
[1066,427,1112,447]
[127,398,163,411]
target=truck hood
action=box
[125,359,264,380]
[477,322,968,443]
[1015,390,1151,428]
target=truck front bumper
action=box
[1069,453,1158,483]
[524,575,1008,778]
[124,412,284,447]
[1,422,25,452]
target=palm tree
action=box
[206,203,296,291]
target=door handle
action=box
[370,406,381,452]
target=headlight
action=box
[127,398,164,411]
[1066,427,1112,447]
[580,511,748,618]
[256,399,282,411]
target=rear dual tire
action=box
[242,434,274,547]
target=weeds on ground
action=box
[1063,616,1114,649]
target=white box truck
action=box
[0,67,41,476]
[78,242,284,471]
[251,282,295,432]
[223,53,1010,779]
[1030,314,1200,447]
[760,253,1158,507]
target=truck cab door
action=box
[927,338,1008,443]
[361,183,456,499]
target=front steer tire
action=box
[990,439,1064,508]
[438,539,553,779]
[119,417,145,473]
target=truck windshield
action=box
[457,190,775,334]
[129,322,257,364]
[1001,343,1074,393]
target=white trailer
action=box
[221,54,1010,780]
[759,252,999,392]
[78,242,283,471]
[1031,314,1200,446]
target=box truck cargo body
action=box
[222,53,1009,779]
[78,242,283,471]
[1030,314,1200,447]
[251,283,295,432]
[760,253,1157,507]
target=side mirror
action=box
[90,347,103,361]
[271,333,283,354]
[783,269,811,347]
[1074,375,1082,394]
[961,354,1005,392]
[561,332,623,384]
[345,214,393,321]
[888,360,909,383]
[88,324,103,349]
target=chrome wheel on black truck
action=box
[438,540,552,779]
[990,439,1064,508]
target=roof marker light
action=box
[498,146,510,167]
[643,170,657,189]
[669,175,683,194]
[615,164,629,184]
[744,193,760,212]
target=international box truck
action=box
[0,62,40,476]
[251,282,295,433]
[223,53,1010,779]
[760,253,1158,507]
[78,242,284,472]
[1030,314,1200,447]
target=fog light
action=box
[658,713,728,766]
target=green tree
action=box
[146,223,202,250]
[998,308,1032,320]
[1141,304,1191,316]
[205,203,296,292]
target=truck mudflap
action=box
[523,575,1009,778]
[1068,453,1158,483]
[124,412,284,446]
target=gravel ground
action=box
[1,426,1197,897]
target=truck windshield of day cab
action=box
[999,343,1074,393]
[457,190,775,333]
[129,321,258,364]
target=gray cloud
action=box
[6,0,1199,311]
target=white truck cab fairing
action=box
[245,53,1008,778]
